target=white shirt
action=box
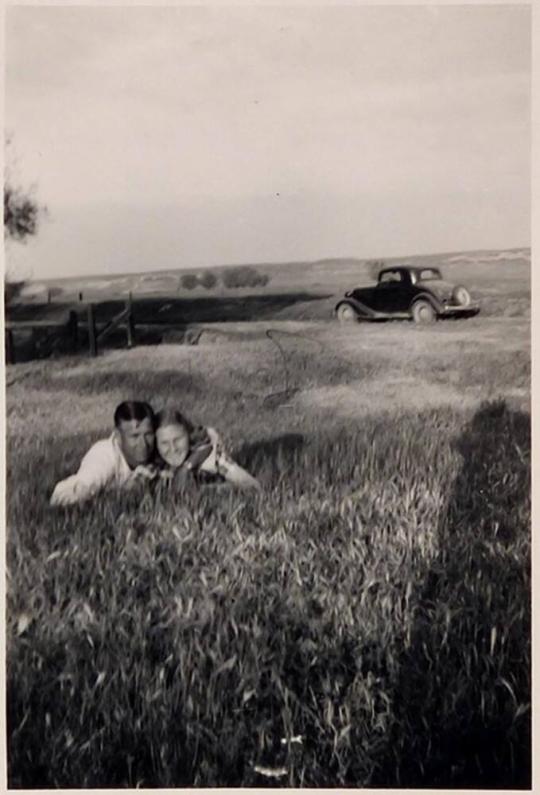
[50,432,140,506]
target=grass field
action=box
[5,251,531,787]
[7,248,530,362]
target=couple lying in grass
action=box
[50,400,260,507]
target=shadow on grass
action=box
[6,292,332,363]
[8,292,331,325]
[372,400,531,788]
[101,292,332,324]
[233,433,306,484]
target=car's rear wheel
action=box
[337,303,359,323]
[412,299,436,324]
[452,285,471,307]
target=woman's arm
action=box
[218,457,262,490]
[202,429,261,490]
[184,426,214,471]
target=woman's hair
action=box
[114,401,155,428]
[154,407,194,434]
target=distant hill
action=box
[29,247,530,302]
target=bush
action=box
[180,273,199,291]
[4,280,26,306]
[198,271,217,290]
[222,266,269,289]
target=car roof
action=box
[378,265,440,277]
[378,265,413,276]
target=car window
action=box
[418,268,441,281]
[379,271,402,284]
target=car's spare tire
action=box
[452,285,471,307]
[412,299,436,324]
[336,303,359,323]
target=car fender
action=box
[408,290,443,315]
[335,296,378,318]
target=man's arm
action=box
[50,440,117,506]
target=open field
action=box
[7,248,530,362]
[13,246,530,316]
[5,252,531,787]
[33,245,529,297]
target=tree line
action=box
[180,265,270,291]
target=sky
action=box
[5,4,531,279]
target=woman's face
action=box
[156,424,190,467]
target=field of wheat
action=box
[5,300,531,787]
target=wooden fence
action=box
[5,295,135,364]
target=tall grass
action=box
[6,399,530,787]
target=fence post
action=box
[68,310,78,354]
[87,303,97,357]
[30,329,38,359]
[5,329,15,365]
[79,292,83,302]
[126,292,134,348]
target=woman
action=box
[154,408,261,490]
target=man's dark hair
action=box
[114,401,156,429]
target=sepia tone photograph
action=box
[3,3,531,789]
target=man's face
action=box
[117,418,155,468]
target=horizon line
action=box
[25,244,532,284]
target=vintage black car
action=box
[335,266,480,324]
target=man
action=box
[50,401,158,506]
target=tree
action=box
[4,137,44,244]
[4,185,43,305]
[198,270,217,290]
[180,273,199,290]
[255,272,269,287]
[4,137,47,304]
[223,265,270,289]
[4,185,40,242]
[4,279,27,305]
